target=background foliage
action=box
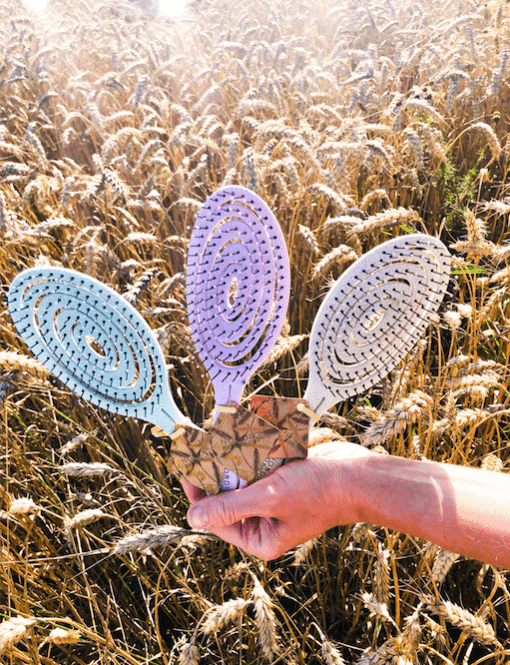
[1,0,510,662]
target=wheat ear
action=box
[200,599,249,634]
[424,596,500,646]
[250,575,279,661]
[0,617,36,655]
[0,351,49,380]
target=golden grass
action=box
[1,0,510,662]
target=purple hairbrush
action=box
[186,186,291,407]
[186,186,290,490]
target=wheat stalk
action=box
[0,351,49,380]
[60,462,116,477]
[42,627,81,646]
[0,191,16,232]
[321,639,346,665]
[262,333,307,366]
[373,545,390,605]
[443,309,462,330]
[67,509,106,530]
[424,597,500,646]
[250,576,279,661]
[292,537,319,564]
[7,497,41,516]
[0,617,36,655]
[463,122,502,163]
[481,453,504,472]
[113,525,212,555]
[450,211,493,260]
[360,591,397,628]
[447,371,501,393]
[297,224,320,255]
[345,208,420,239]
[309,427,344,446]
[200,598,249,634]
[24,123,47,163]
[362,391,432,447]
[431,549,460,584]
[423,615,448,650]
[59,432,92,455]
[360,189,390,210]
[312,245,359,280]
[178,637,200,665]
[361,635,416,665]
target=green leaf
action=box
[451,265,488,275]
[399,224,415,234]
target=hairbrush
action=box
[302,234,451,417]
[186,186,291,489]
[186,185,290,407]
[8,267,190,435]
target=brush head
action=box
[8,267,184,425]
[186,186,290,405]
[305,234,451,415]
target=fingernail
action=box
[188,506,208,529]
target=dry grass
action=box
[1,0,510,662]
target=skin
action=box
[183,441,510,567]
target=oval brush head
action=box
[304,234,451,415]
[8,267,185,433]
[186,185,291,406]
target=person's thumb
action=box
[187,492,251,530]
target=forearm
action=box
[346,454,510,568]
[185,442,510,563]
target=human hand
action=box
[182,440,377,559]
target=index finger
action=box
[180,478,206,502]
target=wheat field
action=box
[1,0,510,662]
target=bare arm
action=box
[355,453,510,568]
[184,441,510,566]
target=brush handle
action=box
[146,385,191,435]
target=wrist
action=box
[335,457,368,526]
[347,454,451,543]
[319,447,377,528]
